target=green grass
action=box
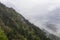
[0,27,8,40]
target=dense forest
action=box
[0,2,60,40]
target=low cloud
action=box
[1,0,60,37]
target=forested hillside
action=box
[0,2,58,40]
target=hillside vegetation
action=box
[0,3,52,40]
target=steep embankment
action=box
[0,3,52,40]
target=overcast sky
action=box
[0,0,60,37]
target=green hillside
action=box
[0,27,8,40]
[0,3,52,40]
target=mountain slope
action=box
[0,3,53,40]
[0,27,8,40]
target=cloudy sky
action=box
[0,0,60,37]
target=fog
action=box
[0,0,60,37]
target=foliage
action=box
[0,27,8,40]
[0,2,51,40]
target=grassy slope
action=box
[0,27,8,40]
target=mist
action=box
[0,0,60,37]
